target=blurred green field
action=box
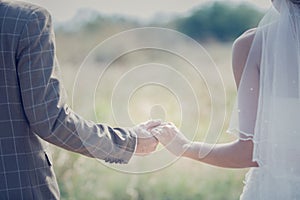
[49,31,251,199]
[52,151,246,200]
[50,3,260,196]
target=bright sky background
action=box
[24,0,271,22]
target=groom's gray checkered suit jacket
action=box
[0,1,137,199]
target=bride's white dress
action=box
[240,98,300,200]
[228,1,300,199]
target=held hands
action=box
[134,120,191,157]
[133,120,161,156]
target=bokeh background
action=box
[24,0,269,199]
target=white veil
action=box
[228,0,300,198]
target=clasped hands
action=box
[134,120,191,157]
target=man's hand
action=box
[133,120,161,156]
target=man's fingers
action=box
[144,119,162,130]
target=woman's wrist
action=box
[182,142,195,158]
[182,142,207,162]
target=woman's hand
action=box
[151,122,191,157]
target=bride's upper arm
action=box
[232,28,256,89]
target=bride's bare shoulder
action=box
[232,28,257,64]
[232,28,257,87]
[233,28,256,51]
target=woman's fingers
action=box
[151,124,190,157]
[151,127,163,140]
[151,126,174,145]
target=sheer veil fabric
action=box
[227,0,300,199]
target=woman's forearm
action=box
[183,140,258,168]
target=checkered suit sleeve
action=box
[16,7,137,164]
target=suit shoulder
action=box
[0,0,51,21]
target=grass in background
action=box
[53,31,248,199]
[52,148,247,200]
